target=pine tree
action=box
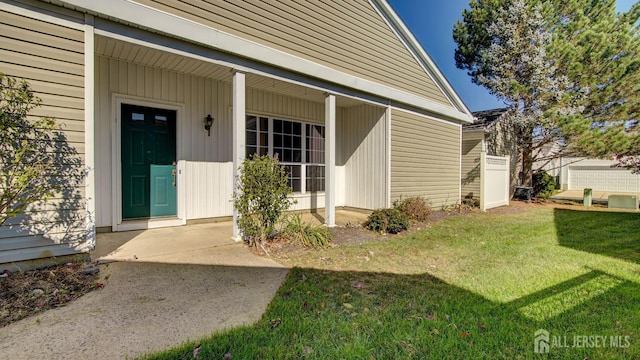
[454,0,640,180]
[547,0,640,162]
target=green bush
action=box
[533,170,557,200]
[0,74,84,226]
[364,208,409,234]
[393,196,432,222]
[284,214,332,248]
[232,155,294,247]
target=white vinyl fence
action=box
[480,153,510,211]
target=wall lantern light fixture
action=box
[204,114,214,136]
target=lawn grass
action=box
[144,205,640,359]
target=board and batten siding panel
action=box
[133,0,452,107]
[95,56,233,226]
[95,56,330,224]
[390,109,461,207]
[0,8,86,263]
[461,137,483,200]
[246,87,324,124]
[183,161,233,219]
[340,104,387,210]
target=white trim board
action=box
[111,94,186,231]
[84,14,96,249]
[60,0,473,124]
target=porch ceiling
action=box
[95,36,362,108]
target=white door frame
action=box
[112,94,186,231]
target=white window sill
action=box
[292,192,325,198]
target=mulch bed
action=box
[0,263,101,327]
[258,200,539,258]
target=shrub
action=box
[0,74,84,226]
[533,170,557,200]
[232,155,294,247]
[442,201,477,214]
[284,214,332,248]
[364,208,409,234]
[393,196,432,222]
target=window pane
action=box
[293,150,302,162]
[306,165,325,192]
[246,146,257,159]
[132,113,145,122]
[274,134,282,148]
[293,122,301,134]
[259,133,269,146]
[260,117,269,131]
[291,165,301,177]
[246,131,257,147]
[258,147,268,156]
[274,119,282,133]
[154,115,167,125]
[283,165,302,192]
[246,115,258,156]
[291,179,301,192]
[283,149,292,162]
[305,124,325,164]
[246,116,257,131]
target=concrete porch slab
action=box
[97,222,284,268]
[96,209,370,266]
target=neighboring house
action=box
[462,108,516,200]
[541,157,640,193]
[465,108,640,196]
[0,0,473,265]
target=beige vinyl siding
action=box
[133,0,452,107]
[95,56,232,226]
[95,55,329,225]
[390,108,461,207]
[0,9,86,263]
[461,136,483,200]
[339,104,387,210]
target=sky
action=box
[387,0,638,112]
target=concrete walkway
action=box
[551,190,640,204]
[0,210,370,359]
[0,222,288,359]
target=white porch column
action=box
[232,70,246,241]
[385,105,392,208]
[325,93,336,227]
[84,14,96,249]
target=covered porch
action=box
[92,25,390,238]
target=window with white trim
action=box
[245,115,325,193]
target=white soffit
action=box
[58,0,473,123]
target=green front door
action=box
[121,104,177,219]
